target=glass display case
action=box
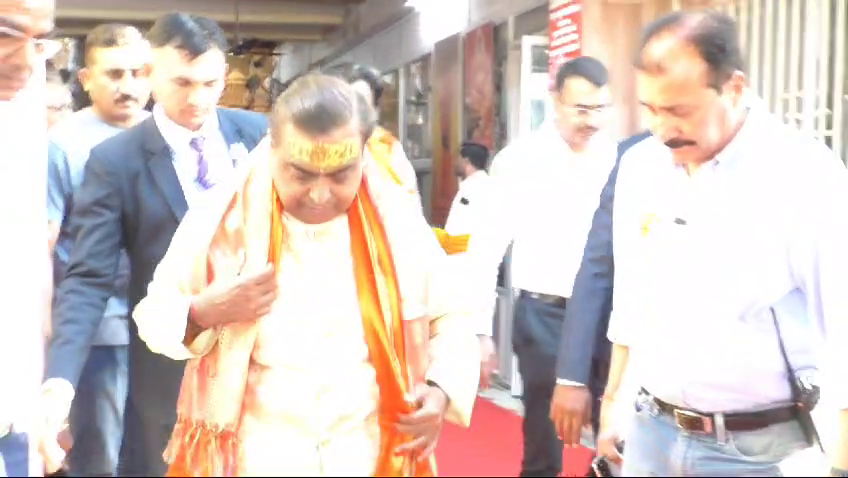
[380,70,400,138]
[402,55,432,160]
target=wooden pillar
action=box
[429,34,463,227]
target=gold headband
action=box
[284,137,361,171]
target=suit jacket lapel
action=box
[142,117,189,221]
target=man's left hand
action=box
[394,382,450,461]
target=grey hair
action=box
[270,74,377,144]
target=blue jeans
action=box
[0,432,29,477]
[623,390,811,476]
[67,345,129,477]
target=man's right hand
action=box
[37,385,74,474]
[189,262,278,329]
[550,383,592,447]
[596,397,623,466]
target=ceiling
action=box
[55,0,366,43]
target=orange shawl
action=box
[163,155,434,477]
[369,125,404,187]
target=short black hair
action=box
[460,141,489,171]
[635,10,744,90]
[84,24,144,67]
[553,56,609,92]
[347,64,384,107]
[146,13,229,59]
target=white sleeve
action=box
[789,150,848,410]
[464,147,520,336]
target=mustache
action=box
[115,93,138,103]
[664,138,696,149]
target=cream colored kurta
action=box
[238,214,380,476]
[132,152,480,477]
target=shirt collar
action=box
[461,169,488,186]
[712,95,767,168]
[153,104,220,153]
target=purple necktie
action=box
[189,136,215,190]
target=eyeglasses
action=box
[0,26,61,59]
[565,103,613,117]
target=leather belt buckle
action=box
[673,409,713,434]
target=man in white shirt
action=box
[444,141,491,237]
[597,10,848,477]
[466,56,617,477]
[0,0,58,475]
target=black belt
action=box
[519,290,568,308]
[644,389,796,434]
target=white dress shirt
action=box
[609,101,848,412]
[153,105,235,207]
[444,170,492,236]
[466,123,616,335]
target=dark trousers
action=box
[589,356,610,438]
[117,336,183,477]
[67,345,128,477]
[118,391,173,477]
[513,294,567,477]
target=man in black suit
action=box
[549,130,652,447]
[39,13,268,476]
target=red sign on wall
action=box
[548,0,583,87]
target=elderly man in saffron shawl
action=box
[131,74,480,477]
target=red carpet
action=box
[435,397,594,477]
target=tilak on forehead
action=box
[283,136,361,171]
